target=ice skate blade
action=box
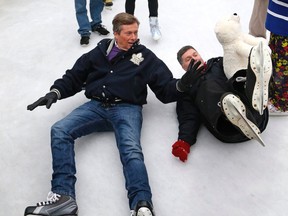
[222,94,265,146]
[25,213,77,216]
[250,41,272,115]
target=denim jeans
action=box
[74,0,104,36]
[50,100,152,209]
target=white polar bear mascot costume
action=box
[214,13,267,79]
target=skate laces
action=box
[37,192,61,206]
[151,24,160,32]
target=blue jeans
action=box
[74,0,104,36]
[50,100,152,209]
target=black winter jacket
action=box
[51,39,182,105]
[176,57,227,145]
[177,56,269,145]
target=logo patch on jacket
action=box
[130,53,144,66]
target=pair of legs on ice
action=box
[24,102,155,216]
[196,42,272,146]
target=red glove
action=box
[172,140,191,162]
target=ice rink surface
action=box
[1,0,288,215]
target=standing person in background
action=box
[125,0,161,40]
[249,0,269,38]
[75,0,110,46]
[265,0,288,115]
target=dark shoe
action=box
[246,41,272,115]
[105,1,113,7]
[80,36,89,46]
[220,93,265,146]
[24,192,78,216]
[92,24,110,35]
[132,200,155,216]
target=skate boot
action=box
[220,93,265,146]
[130,200,155,216]
[149,17,162,41]
[246,41,272,115]
[24,191,78,216]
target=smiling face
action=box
[180,48,205,71]
[114,22,139,51]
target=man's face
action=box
[181,48,205,71]
[114,23,139,51]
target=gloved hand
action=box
[27,92,58,111]
[177,59,205,92]
[172,140,191,162]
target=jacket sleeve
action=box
[50,51,95,99]
[176,94,202,145]
[148,58,181,103]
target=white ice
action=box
[1,0,288,215]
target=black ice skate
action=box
[130,200,155,216]
[24,192,78,216]
[221,93,265,146]
[246,41,272,115]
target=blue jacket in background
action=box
[266,0,288,36]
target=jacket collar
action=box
[106,38,140,56]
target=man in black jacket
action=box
[24,13,198,216]
[172,43,272,162]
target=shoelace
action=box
[37,192,61,206]
[151,25,160,31]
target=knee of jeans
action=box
[121,148,144,165]
[51,121,71,139]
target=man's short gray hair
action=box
[177,45,196,65]
[112,12,140,34]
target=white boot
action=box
[149,17,162,40]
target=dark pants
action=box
[125,0,158,17]
[195,71,269,143]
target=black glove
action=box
[27,92,58,111]
[177,59,205,92]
